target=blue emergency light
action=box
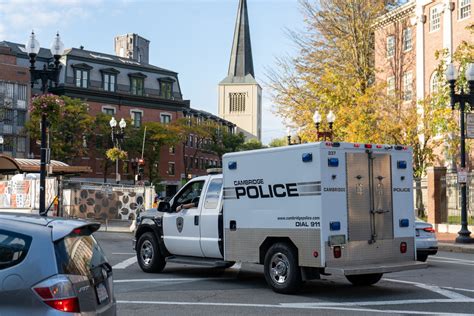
[328,158,339,167]
[302,153,313,162]
[399,219,409,227]
[397,161,407,169]
[228,161,237,170]
[330,221,341,231]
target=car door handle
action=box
[194,215,199,226]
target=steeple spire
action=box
[228,0,254,78]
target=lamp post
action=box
[26,31,64,216]
[446,63,474,244]
[313,110,336,141]
[110,117,127,184]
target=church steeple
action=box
[228,0,254,78]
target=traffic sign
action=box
[466,114,474,139]
[458,168,468,184]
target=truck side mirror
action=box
[157,201,172,213]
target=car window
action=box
[55,235,108,280]
[0,229,32,270]
[204,179,223,209]
[175,181,205,206]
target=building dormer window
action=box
[100,68,119,92]
[72,63,93,88]
[129,72,147,96]
[158,77,174,99]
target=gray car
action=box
[0,213,116,315]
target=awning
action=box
[0,155,91,175]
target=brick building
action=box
[374,0,473,169]
[0,34,235,197]
[0,43,31,158]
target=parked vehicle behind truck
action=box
[134,142,426,293]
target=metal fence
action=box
[414,174,474,224]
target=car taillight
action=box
[32,275,80,313]
[400,242,407,254]
[423,227,436,233]
[333,246,342,258]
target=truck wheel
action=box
[136,232,166,273]
[264,243,302,294]
[346,273,383,286]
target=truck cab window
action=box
[174,180,205,210]
[204,179,223,209]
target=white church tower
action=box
[218,0,262,141]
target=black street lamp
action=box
[313,110,336,141]
[446,63,474,244]
[26,31,64,216]
[109,117,127,184]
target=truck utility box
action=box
[134,141,426,294]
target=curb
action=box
[438,242,474,254]
[98,226,133,233]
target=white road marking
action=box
[114,277,233,283]
[442,286,474,293]
[117,299,474,315]
[429,258,474,266]
[281,298,474,307]
[384,278,469,300]
[112,256,137,269]
[435,256,474,263]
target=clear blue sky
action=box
[0,0,303,144]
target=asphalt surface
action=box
[95,232,474,316]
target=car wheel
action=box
[346,273,383,286]
[136,232,166,273]
[264,243,302,294]
[417,254,428,262]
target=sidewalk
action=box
[436,232,474,254]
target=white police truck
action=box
[134,142,426,293]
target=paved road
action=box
[95,232,474,316]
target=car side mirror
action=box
[157,201,172,213]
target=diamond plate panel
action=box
[224,228,322,267]
[346,153,371,241]
[372,154,394,240]
[325,238,415,267]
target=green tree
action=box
[26,95,94,164]
[269,137,288,147]
[239,139,266,151]
[205,129,246,163]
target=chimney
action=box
[114,33,150,64]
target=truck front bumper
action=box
[325,261,427,276]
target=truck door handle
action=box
[194,215,199,226]
[230,220,237,231]
[372,209,389,214]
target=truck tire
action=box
[264,243,302,294]
[136,232,166,273]
[346,273,383,286]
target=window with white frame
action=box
[131,111,142,128]
[387,76,395,96]
[386,35,395,58]
[169,146,175,154]
[160,114,171,124]
[103,73,116,92]
[430,72,440,94]
[430,5,441,32]
[459,0,471,19]
[402,72,413,101]
[75,69,89,88]
[403,28,412,51]
[5,83,14,98]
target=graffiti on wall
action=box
[0,179,56,210]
